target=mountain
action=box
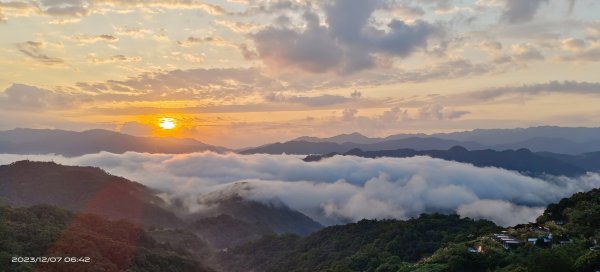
[289,126,600,154]
[537,151,600,172]
[240,141,349,155]
[0,160,181,227]
[186,195,323,236]
[216,214,501,272]
[0,128,226,156]
[360,137,485,152]
[190,214,274,249]
[489,137,600,155]
[537,188,600,238]
[294,132,381,144]
[218,189,600,272]
[242,138,485,155]
[0,160,323,241]
[304,146,587,177]
[418,126,600,146]
[0,205,215,272]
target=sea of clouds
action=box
[1,151,600,226]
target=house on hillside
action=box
[493,234,521,250]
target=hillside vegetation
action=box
[0,205,215,272]
[218,189,600,272]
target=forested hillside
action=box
[217,189,600,272]
[217,214,501,272]
[0,205,215,272]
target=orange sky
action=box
[1,0,600,148]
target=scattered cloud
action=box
[71,34,118,44]
[419,104,470,120]
[452,81,600,104]
[561,38,585,52]
[177,36,226,47]
[215,20,260,33]
[560,41,600,62]
[87,54,142,64]
[73,67,283,100]
[511,43,544,61]
[16,41,64,65]
[264,93,357,107]
[379,106,409,123]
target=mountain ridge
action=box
[0,128,227,156]
[247,126,600,155]
[303,146,587,177]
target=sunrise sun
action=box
[159,117,176,130]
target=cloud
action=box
[251,11,345,74]
[0,84,78,110]
[457,200,544,226]
[501,0,549,24]
[249,0,441,74]
[92,0,227,15]
[511,43,544,61]
[561,38,585,52]
[74,67,283,100]
[379,106,409,123]
[177,36,226,47]
[2,152,599,227]
[419,104,469,120]
[16,41,64,65]
[0,0,227,22]
[86,54,141,64]
[264,93,354,107]
[341,108,358,121]
[560,42,600,62]
[71,34,118,44]
[452,81,600,104]
[215,20,260,33]
[234,0,306,16]
[39,0,91,17]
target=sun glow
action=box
[159,117,177,130]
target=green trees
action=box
[573,250,600,272]
[0,205,214,272]
[527,248,572,272]
[219,214,500,272]
[219,188,600,272]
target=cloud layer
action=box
[1,152,599,227]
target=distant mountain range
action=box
[0,128,227,156]
[241,138,486,155]
[3,126,600,156]
[304,146,600,177]
[295,126,600,145]
[245,126,600,155]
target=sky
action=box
[1,0,600,148]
